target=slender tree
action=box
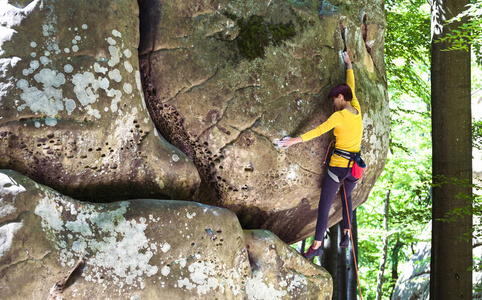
[323,223,348,300]
[430,0,472,298]
[323,227,338,296]
[390,239,403,297]
[376,189,390,300]
[336,222,348,300]
[347,210,358,300]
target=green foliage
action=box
[474,119,482,150]
[384,0,431,104]
[437,2,482,65]
[359,95,432,298]
[357,1,433,298]
[359,1,482,297]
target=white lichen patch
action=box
[72,72,98,106]
[162,253,246,297]
[0,172,26,198]
[94,62,108,74]
[29,60,39,71]
[176,260,224,295]
[123,82,132,94]
[106,107,140,163]
[108,69,122,82]
[0,221,23,259]
[286,164,299,180]
[9,15,140,126]
[107,37,116,46]
[34,191,161,290]
[108,46,120,67]
[161,242,171,253]
[85,104,100,118]
[161,265,171,276]
[245,271,287,300]
[63,64,73,73]
[189,261,221,293]
[112,29,122,37]
[124,60,133,73]
[45,117,57,126]
[186,211,196,219]
[0,179,24,223]
[135,70,146,110]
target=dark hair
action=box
[328,83,353,101]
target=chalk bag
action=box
[351,155,366,179]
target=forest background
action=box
[294,0,482,299]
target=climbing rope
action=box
[343,182,364,300]
[322,139,364,299]
[323,140,335,166]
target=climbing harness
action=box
[323,140,366,179]
[333,148,366,179]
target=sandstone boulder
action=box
[0,0,200,201]
[139,0,389,243]
[0,169,331,299]
[244,230,332,300]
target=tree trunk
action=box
[323,227,336,271]
[376,189,390,300]
[323,223,347,300]
[336,222,347,300]
[300,238,306,255]
[390,239,403,298]
[347,209,358,300]
[431,0,473,298]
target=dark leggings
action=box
[314,166,358,241]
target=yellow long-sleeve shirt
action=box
[300,69,363,167]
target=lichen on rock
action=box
[0,0,200,201]
[0,169,331,299]
[244,229,332,300]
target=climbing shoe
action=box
[304,245,323,259]
[340,232,350,248]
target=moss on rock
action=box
[235,15,296,60]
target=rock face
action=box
[0,0,200,201]
[244,230,332,300]
[139,0,389,243]
[0,169,332,299]
[391,224,431,300]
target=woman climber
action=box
[278,51,363,259]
